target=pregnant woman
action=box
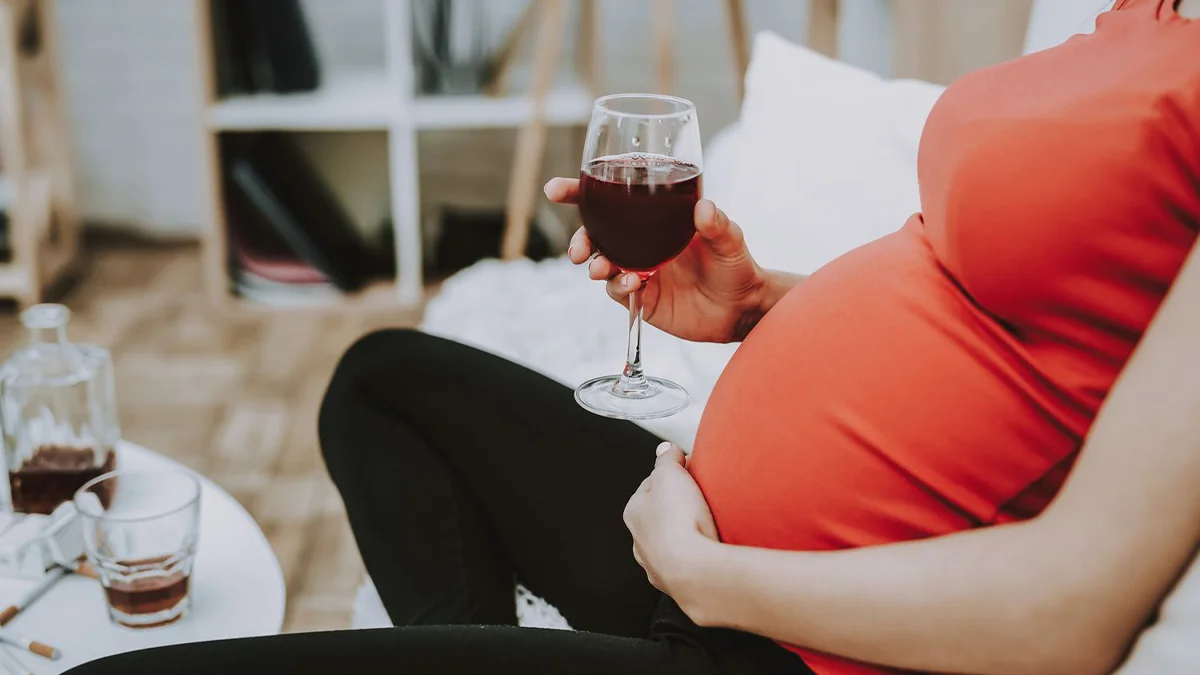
[69,1,1200,674]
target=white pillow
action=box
[721,32,944,275]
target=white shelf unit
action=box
[195,0,593,311]
[207,69,397,132]
[208,70,593,133]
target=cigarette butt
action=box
[0,608,16,627]
[28,642,58,661]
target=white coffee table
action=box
[0,441,286,674]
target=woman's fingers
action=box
[693,199,747,258]
[544,177,580,205]
[655,443,686,467]
[588,255,617,280]
[566,219,641,302]
[606,272,642,303]
[569,228,594,264]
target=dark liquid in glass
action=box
[9,446,116,515]
[104,558,191,627]
[578,153,702,273]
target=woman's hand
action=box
[624,443,721,608]
[545,177,769,343]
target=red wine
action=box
[9,446,116,515]
[578,153,702,273]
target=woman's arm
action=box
[670,239,1200,675]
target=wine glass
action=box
[574,94,703,420]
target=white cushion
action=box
[722,32,943,276]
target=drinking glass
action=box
[574,94,702,420]
[74,470,200,628]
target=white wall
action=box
[53,0,864,235]
[57,0,207,234]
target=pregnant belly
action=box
[688,220,1087,554]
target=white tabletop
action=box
[0,441,286,674]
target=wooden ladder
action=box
[0,0,79,307]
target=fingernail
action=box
[656,442,672,457]
[624,274,638,288]
[568,244,575,259]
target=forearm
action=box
[682,523,1119,675]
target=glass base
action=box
[575,375,689,420]
[107,594,190,629]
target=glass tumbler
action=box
[75,470,200,628]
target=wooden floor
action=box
[0,240,423,632]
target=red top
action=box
[688,2,1200,673]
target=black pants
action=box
[66,331,814,675]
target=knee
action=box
[318,329,430,470]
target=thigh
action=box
[66,604,816,675]
[321,330,664,633]
[64,627,697,675]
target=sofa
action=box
[353,1,1200,671]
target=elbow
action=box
[1017,617,1131,675]
[1003,541,1138,675]
[1030,645,1124,675]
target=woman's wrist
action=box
[760,270,804,312]
[669,537,736,626]
[731,269,804,341]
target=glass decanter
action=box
[0,304,119,515]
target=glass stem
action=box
[613,285,652,396]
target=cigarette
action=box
[0,628,58,661]
[0,566,68,626]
